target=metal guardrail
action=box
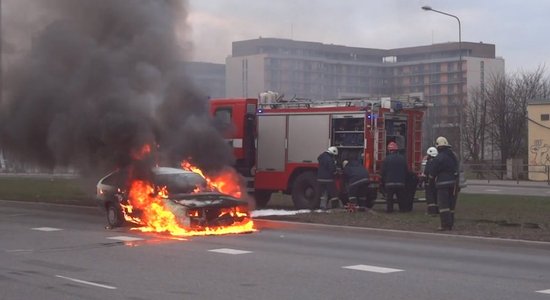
[464,163,550,185]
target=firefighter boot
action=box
[450,210,455,227]
[438,209,453,231]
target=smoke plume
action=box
[0,0,234,175]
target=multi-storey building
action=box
[183,61,226,99]
[226,38,505,151]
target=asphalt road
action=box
[1,200,550,300]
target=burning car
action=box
[96,167,252,235]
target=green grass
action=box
[265,192,550,241]
[0,177,95,206]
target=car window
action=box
[155,173,207,194]
[102,172,119,185]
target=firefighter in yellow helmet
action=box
[381,141,409,213]
[430,136,459,230]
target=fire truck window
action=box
[214,108,232,126]
[246,104,256,114]
[385,120,407,154]
[332,118,364,147]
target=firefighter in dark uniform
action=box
[430,136,459,230]
[381,142,409,213]
[343,159,370,208]
[317,146,339,209]
[424,146,439,216]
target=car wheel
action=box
[291,171,317,209]
[106,202,124,228]
[254,190,272,208]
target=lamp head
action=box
[421,6,432,11]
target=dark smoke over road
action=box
[0,0,233,175]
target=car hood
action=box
[169,193,246,208]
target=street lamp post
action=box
[422,5,463,161]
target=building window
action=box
[542,114,550,121]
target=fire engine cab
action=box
[209,92,429,209]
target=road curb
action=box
[467,182,550,189]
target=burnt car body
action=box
[96,167,250,229]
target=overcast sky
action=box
[187,0,549,74]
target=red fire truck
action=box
[209,92,428,209]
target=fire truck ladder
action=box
[412,114,423,172]
[374,110,385,174]
[257,98,386,110]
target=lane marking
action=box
[342,264,403,274]
[55,275,117,290]
[208,248,252,255]
[32,227,63,232]
[5,249,33,253]
[537,289,550,294]
[107,236,144,242]
[485,189,501,192]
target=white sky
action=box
[187,0,550,74]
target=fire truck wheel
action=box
[254,190,272,208]
[291,172,318,209]
[106,202,124,228]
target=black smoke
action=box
[0,0,234,175]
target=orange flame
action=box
[122,177,254,237]
[181,161,242,198]
[131,144,152,160]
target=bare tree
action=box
[484,67,549,164]
[463,87,485,161]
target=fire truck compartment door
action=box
[257,115,286,171]
[288,115,330,163]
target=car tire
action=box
[106,202,124,228]
[291,171,317,209]
[254,190,272,208]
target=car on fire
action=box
[96,167,250,230]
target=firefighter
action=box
[424,146,439,216]
[381,141,409,213]
[316,146,339,209]
[430,136,459,231]
[342,159,370,208]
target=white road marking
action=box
[55,275,117,290]
[5,249,33,253]
[537,289,550,294]
[485,189,501,192]
[208,248,252,255]
[32,227,62,232]
[342,264,403,274]
[107,236,144,242]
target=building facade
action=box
[226,38,505,150]
[527,100,550,181]
[184,61,226,99]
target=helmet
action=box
[387,142,398,151]
[427,147,438,157]
[342,160,349,168]
[327,146,338,155]
[435,136,450,148]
